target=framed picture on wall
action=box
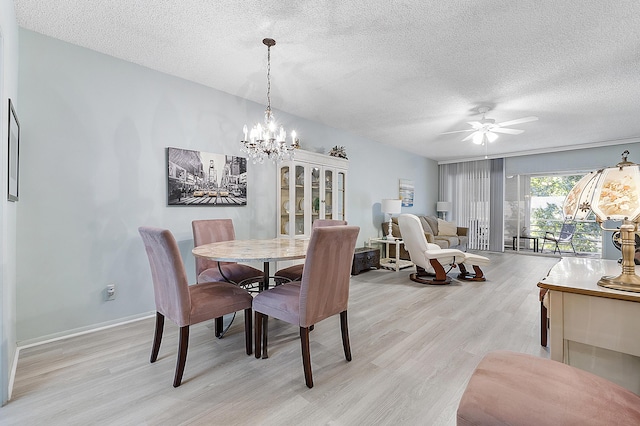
[167,147,248,206]
[7,99,20,202]
[400,178,414,207]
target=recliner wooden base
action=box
[457,264,486,281]
[409,263,452,285]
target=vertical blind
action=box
[439,159,504,251]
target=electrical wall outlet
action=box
[106,284,116,301]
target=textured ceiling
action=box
[13,0,640,162]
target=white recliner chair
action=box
[398,214,490,284]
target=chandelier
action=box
[241,38,296,164]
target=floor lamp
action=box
[382,199,402,240]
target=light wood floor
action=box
[2,252,559,425]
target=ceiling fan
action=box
[443,107,538,145]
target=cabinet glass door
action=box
[336,171,345,220]
[311,167,321,226]
[280,166,291,235]
[295,165,305,236]
[324,169,333,220]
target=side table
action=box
[351,247,380,275]
[513,236,539,252]
[538,257,640,394]
[368,237,414,272]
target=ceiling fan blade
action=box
[441,129,474,135]
[461,132,477,142]
[496,116,538,127]
[467,121,484,129]
[492,127,524,135]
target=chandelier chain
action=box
[266,44,271,115]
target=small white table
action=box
[368,237,414,272]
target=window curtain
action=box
[439,159,504,251]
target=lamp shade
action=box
[382,199,402,215]
[436,201,452,212]
[564,154,640,222]
[563,171,601,220]
[591,164,640,221]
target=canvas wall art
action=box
[400,178,414,207]
[167,147,247,206]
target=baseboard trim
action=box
[8,311,155,401]
[16,311,156,350]
[8,348,19,401]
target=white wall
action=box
[15,29,437,344]
[0,0,19,406]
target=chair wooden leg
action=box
[340,311,352,362]
[254,312,262,359]
[173,326,189,387]
[215,316,223,338]
[300,327,313,388]
[262,315,269,359]
[244,308,252,355]
[150,312,164,363]
[541,302,548,347]
[254,313,269,359]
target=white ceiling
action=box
[13,0,640,162]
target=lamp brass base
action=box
[598,273,640,293]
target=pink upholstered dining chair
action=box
[274,219,347,282]
[192,219,262,286]
[192,219,262,336]
[253,225,360,388]
[139,226,253,387]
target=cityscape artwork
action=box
[167,147,247,206]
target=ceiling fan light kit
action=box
[444,106,538,147]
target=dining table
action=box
[192,238,309,292]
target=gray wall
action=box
[505,143,640,175]
[16,29,437,344]
[1,0,20,405]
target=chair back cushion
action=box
[419,216,434,235]
[559,222,576,240]
[424,215,439,236]
[398,214,430,268]
[299,225,359,327]
[437,219,458,236]
[139,227,191,326]
[192,219,236,275]
[312,219,347,228]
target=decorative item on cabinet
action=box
[328,145,348,159]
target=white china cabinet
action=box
[277,150,348,238]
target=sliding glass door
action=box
[506,173,601,254]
